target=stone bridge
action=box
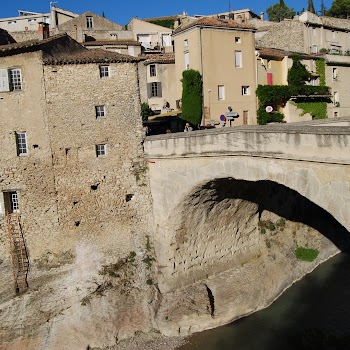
[144,118,350,300]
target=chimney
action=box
[260,12,264,20]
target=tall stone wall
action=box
[0,51,60,303]
[10,31,44,42]
[43,61,150,259]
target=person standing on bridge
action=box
[184,123,193,132]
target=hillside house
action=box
[173,17,257,126]
[128,18,173,54]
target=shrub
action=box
[288,56,311,86]
[257,109,285,125]
[295,246,319,262]
[141,102,154,121]
[143,255,156,270]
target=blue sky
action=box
[2,1,333,25]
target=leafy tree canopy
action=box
[308,0,316,13]
[320,0,327,15]
[267,0,296,21]
[287,56,311,86]
[326,0,350,18]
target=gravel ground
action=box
[97,332,188,350]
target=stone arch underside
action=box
[154,177,350,336]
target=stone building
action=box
[0,7,78,42]
[256,11,350,120]
[258,11,350,55]
[0,34,153,348]
[83,38,142,56]
[53,11,133,43]
[173,17,257,126]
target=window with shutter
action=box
[148,82,162,98]
[0,69,10,92]
[156,82,162,97]
[235,51,242,68]
[10,69,22,90]
[147,83,152,98]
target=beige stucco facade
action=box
[325,54,350,118]
[128,18,173,53]
[139,57,177,112]
[173,23,257,126]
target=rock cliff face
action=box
[152,178,349,336]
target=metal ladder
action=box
[6,213,29,294]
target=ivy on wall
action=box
[256,58,329,124]
[316,59,326,86]
[293,101,328,120]
[294,59,327,120]
[256,84,329,125]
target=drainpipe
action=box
[200,27,205,127]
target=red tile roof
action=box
[141,53,175,65]
[173,17,255,35]
[0,34,67,55]
[44,48,140,65]
[257,47,317,59]
[83,39,141,46]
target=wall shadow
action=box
[201,178,350,251]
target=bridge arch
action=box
[149,156,350,293]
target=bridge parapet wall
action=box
[144,124,350,165]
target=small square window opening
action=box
[150,64,156,77]
[242,86,250,95]
[96,144,107,157]
[99,65,110,78]
[95,105,106,118]
[10,69,22,90]
[86,16,93,29]
[16,132,28,155]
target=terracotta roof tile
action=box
[82,39,141,46]
[173,17,255,35]
[142,53,175,65]
[0,34,67,55]
[44,48,140,65]
[257,47,316,59]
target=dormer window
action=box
[86,16,93,29]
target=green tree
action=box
[320,0,327,15]
[181,69,203,125]
[141,102,154,121]
[326,0,350,18]
[287,56,311,86]
[266,0,296,22]
[308,0,316,13]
